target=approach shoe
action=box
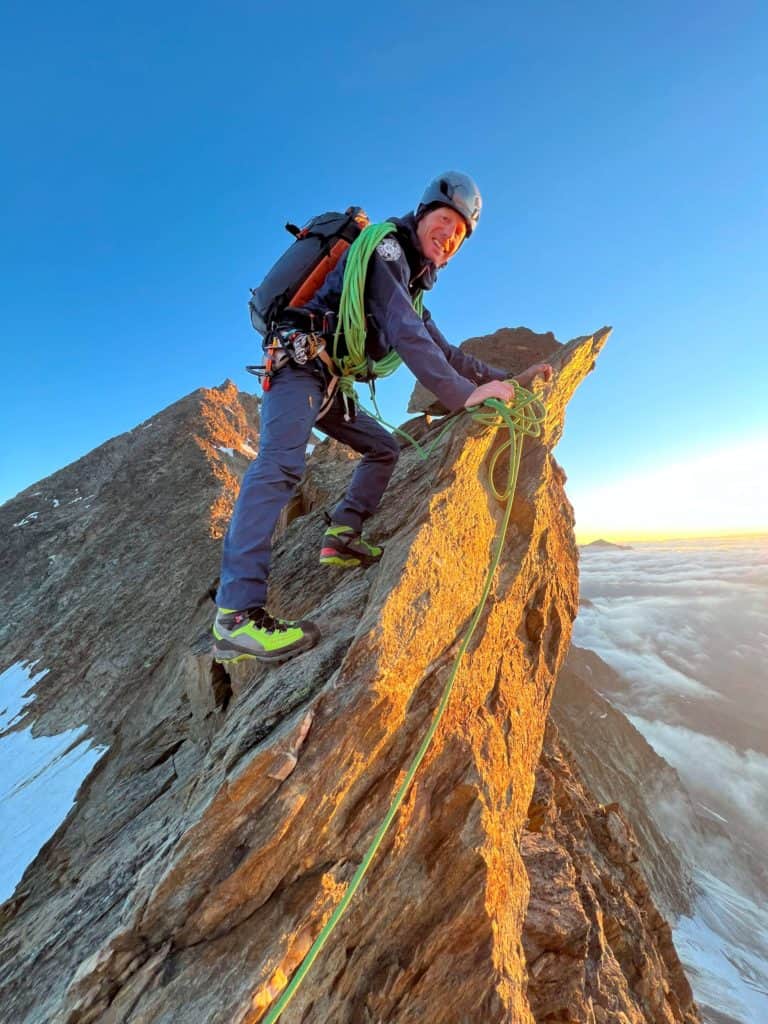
[319,523,383,569]
[212,607,320,664]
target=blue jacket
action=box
[300,213,507,412]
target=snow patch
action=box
[216,446,234,457]
[675,869,768,1024]
[0,662,107,903]
[12,512,40,528]
[0,661,43,727]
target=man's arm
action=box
[364,247,551,410]
[365,250,476,411]
[425,312,554,390]
[422,309,508,384]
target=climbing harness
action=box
[262,384,547,1024]
[247,327,329,390]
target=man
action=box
[213,172,551,664]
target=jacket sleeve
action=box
[422,310,508,384]
[364,251,475,412]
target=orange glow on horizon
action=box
[575,528,768,546]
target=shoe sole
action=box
[319,555,363,568]
[319,552,382,568]
[213,650,259,665]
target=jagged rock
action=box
[0,325,696,1023]
[523,723,700,1023]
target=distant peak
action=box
[581,538,633,550]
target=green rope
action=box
[262,386,546,1024]
[333,221,423,389]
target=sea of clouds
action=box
[575,537,768,822]
[574,535,768,1022]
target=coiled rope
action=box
[332,220,421,386]
[263,385,546,1023]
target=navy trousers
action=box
[216,360,400,611]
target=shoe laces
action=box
[340,531,361,547]
[248,607,292,634]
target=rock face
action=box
[523,723,699,1023]
[0,325,697,1023]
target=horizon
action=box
[576,529,768,544]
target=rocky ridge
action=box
[0,382,260,741]
[0,324,699,1023]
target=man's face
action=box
[416,206,467,267]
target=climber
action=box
[213,171,553,664]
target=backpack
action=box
[248,207,369,336]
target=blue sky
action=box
[2,1,766,536]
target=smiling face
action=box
[415,206,467,267]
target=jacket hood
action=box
[388,212,439,292]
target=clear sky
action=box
[2,1,766,539]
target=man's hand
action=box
[464,380,516,408]
[514,363,553,389]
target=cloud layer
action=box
[574,536,768,752]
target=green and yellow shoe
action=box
[212,607,320,664]
[319,524,383,569]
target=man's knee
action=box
[253,446,307,488]
[376,433,400,465]
[275,449,308,485]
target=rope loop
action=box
[333,221,422,381]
